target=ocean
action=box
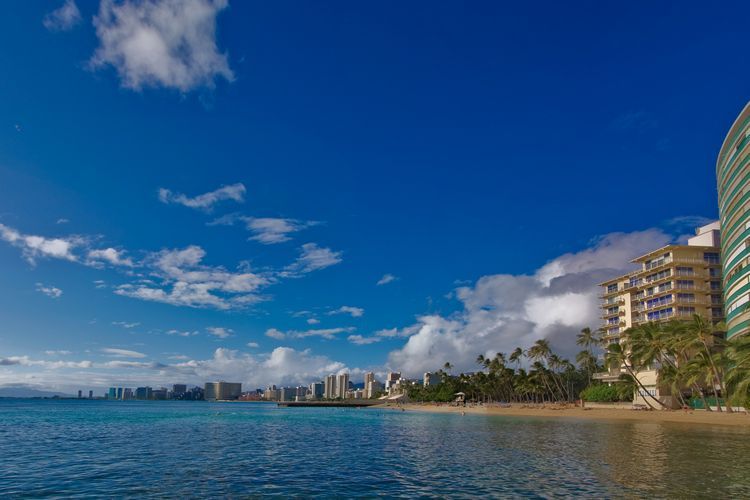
[1,399,748,498]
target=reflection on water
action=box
[0,400,749,498]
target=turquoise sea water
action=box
[1,400,749,498]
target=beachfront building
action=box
[204,382,242,401]
[324,375,336,399]
[365,379,383,399]
[385,372,401,394]
[717,101,750,339]
[264,385,280,401]
[423,372,441,387]
[597,222,723,407]
[336,373,350,399]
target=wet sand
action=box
[383,403,750,427]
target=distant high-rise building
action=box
[309,381,324,399]
[336,373,349,399]
[135,387,152,400]
[385,372,401,393]
[279,387,296,402]
[717,101,750,339]
[77,390,82,399]
[88,390,93,399]
[263,386,280,401]
[151,388,168,400]
[204,382,242,401]
[108,387,117,399]
[324,375,336,399]
[116,387,123,400]
[365,380,383,399]
[123,388,133,400]
[172,384,187,396]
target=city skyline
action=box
[3,1,750,393]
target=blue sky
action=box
[0,1,748,393]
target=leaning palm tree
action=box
[605,342,664,409]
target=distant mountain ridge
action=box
[0,385,73,398]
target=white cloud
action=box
[56,218,70,225]
[166,329,199,337]
[43,0,82,32]
[386,228,675,377]
[35,283,63,299]
[265,328,286,340]
[207,326,233,339]
[174,347,350,388]
[209,214,317,244]
[246,342,259,348]
[168,354,189,360]
[87,248,135,267]
[101,348,147,359]
[44,350,72,356]
[328,306,364,318]
[112,321,140,329]
[264,327,354,340]
[306,318,320,325]
[93,280,107,289]
[91,0,234,92]
[283,243,342,276]
[347,335,381,345]
[244,217,316,244]
[377,273,397,286]
[0,223,82,264]
[115,245,268,309]
[158,183,246,211]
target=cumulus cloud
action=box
[173,347,350,388]
[115,245,268,309]
[36,283,63,299]
[101,348,147,358]
[208,214,317,244]
[264,327,354,341]
[347,334,381,345]
[158,183,246,211]
[44,350,73,356]
[87,248,135,267]
[207,326,233,339]
[306,318,320,325]
[377,273,397,286]
[0,223,82,264]
[283,243,342,276]
[385,228,675,377]
[90,0,234,92]
[246,342,259,348]
[328,306,364,318]
[43,0,82,32]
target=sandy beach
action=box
[383,403,750,427]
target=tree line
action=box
[405,315,750,410]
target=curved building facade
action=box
[717,101,750,339]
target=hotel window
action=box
[677,306,695,315]
[607,307,618,314]
[709,267,721,278]
[712,308,724,317]
[676,280,694,289]
[711,295,722,305]
[710,281,722,290]
[647,307,673,321]
[676,266,693,276]
[607,284,618,293]
[704,253,720,265]
[677,293,695,302]
[608,317,619,325]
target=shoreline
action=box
[380,402,750,427]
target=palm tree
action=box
[509,347,524,370]
[604,342,664,409]
[576,350,598,384]
[726,334,750,408]
[576,327,600,354]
